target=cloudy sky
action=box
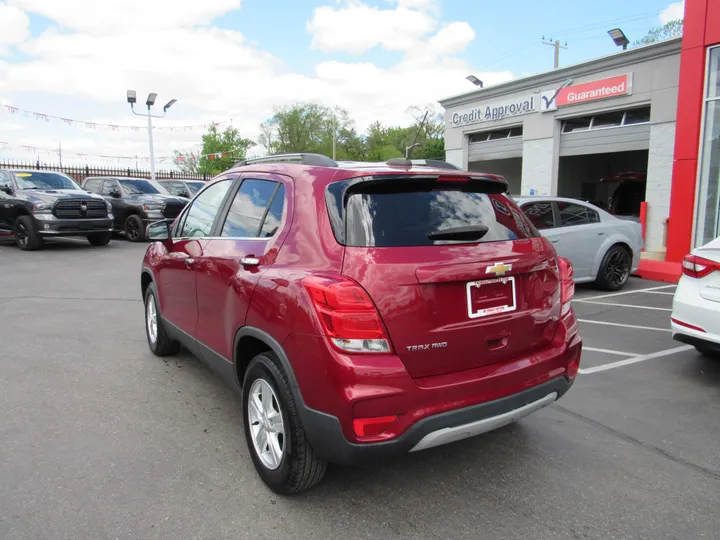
[0,0,684,167]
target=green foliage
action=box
[196,124,255,176]
[633,19,683,46]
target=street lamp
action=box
[126,90,177,181]
[466,75,483,87]
[608,28,629,50]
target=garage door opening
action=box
[557,150,649,215]
[469,158,523,195]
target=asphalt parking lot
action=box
[1,238,719,540]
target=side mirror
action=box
[109,189,121,198]
[178,190,190,199]
[0,184,13,195]
[147,220,171,242]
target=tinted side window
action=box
[557,202,598,226]
[179,180,232,238]
[0,171,12,191]
[221,179,279,238]
[84,179,101,193]
[260,184,285,237]
[521,202,555,230]
[164,181,188,196]
[101,179,119,196]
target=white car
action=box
[671,236,720,358]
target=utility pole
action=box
[57,141,62,167]
[331,114,337,161]
[541,37,568,69]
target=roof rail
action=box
[234,153,338,168]
[386,158,462,171]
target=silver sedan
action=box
[516,196,643,290]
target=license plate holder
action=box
[466,277,517,319]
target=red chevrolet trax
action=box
[140,154,582,494]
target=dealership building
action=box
[440,0,720,279]
[439,38,681,257]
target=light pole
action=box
[608,28,630,50]
[126,90,177,181]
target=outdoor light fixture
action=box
[126,90,177,182]
[466,75,483,87]
[163,99,177,112]
[608,28,629,50]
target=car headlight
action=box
[32,202,52,214]
[105,200,113,212]
[143,204,164,212]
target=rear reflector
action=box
[436,176,470,182]
[353,416,397,437]
[671,317,706,333]
[303,275,391,354]
[682,254,720,279]
[558,257,575,316]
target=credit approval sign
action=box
[541,74,633,112]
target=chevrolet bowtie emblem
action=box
[486,262,512,276]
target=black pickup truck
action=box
[0,169,113,251]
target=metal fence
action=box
[0,160,208,184]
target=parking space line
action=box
[578,285,676,302]
[577,319,671,332]
[578,345,693,374]
[583,346,637,356]
[641,291,676,296]
[573,300,672,312]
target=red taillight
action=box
[682,254,719,279]
[303,275,391,353]
[353,416,397,437]
[436,176,470,182]
[558,257,575,315]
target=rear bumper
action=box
[301,376,573,464]
[671,277,720,350]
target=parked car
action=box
[0,168,113,250]
[140,154,581,494]
[516,196,642,290]
[157,179,206,199]
[83,176,187,242]
[602,171,647,217]
[671,235,720,358]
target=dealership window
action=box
[469,126,523,143]
[561,106,651,133]
[695,46,720,246]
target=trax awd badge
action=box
[407,342,448,352]
[486,262,512,276]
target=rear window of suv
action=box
[327,177,537,247]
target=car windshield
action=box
[187,182,205,195]
[118,179,168,195]
[13,171,80,191]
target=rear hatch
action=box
[327,174,562,379]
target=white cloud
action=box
[0,0,513,166]
[659,1,684,24]
[0,3,30,55]
[7,0,242,33]
[308,1,436,54]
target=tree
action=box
[196,124,255,176]
[173,150,199,174]
[633,19,683,46]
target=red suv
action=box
[140,154,581,494]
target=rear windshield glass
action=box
[327,179,537,247]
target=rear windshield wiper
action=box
[428,225,489,242]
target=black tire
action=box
[594,245,632,291]
[144,283,180,356]
[87,232,112,246]
[243,353,327,494]
[125,214,145,242]
[695,346,719,359]
[14,215,43,251]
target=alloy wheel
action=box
[605,250,630,287]
[248,378,285,470]
[126,220,140,241]
[16,222,28,247]
[146,295,158,344]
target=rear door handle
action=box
[598,232,605,236]
[550,239,560,244]
[241,257,260,267]
[184,258,195,266]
